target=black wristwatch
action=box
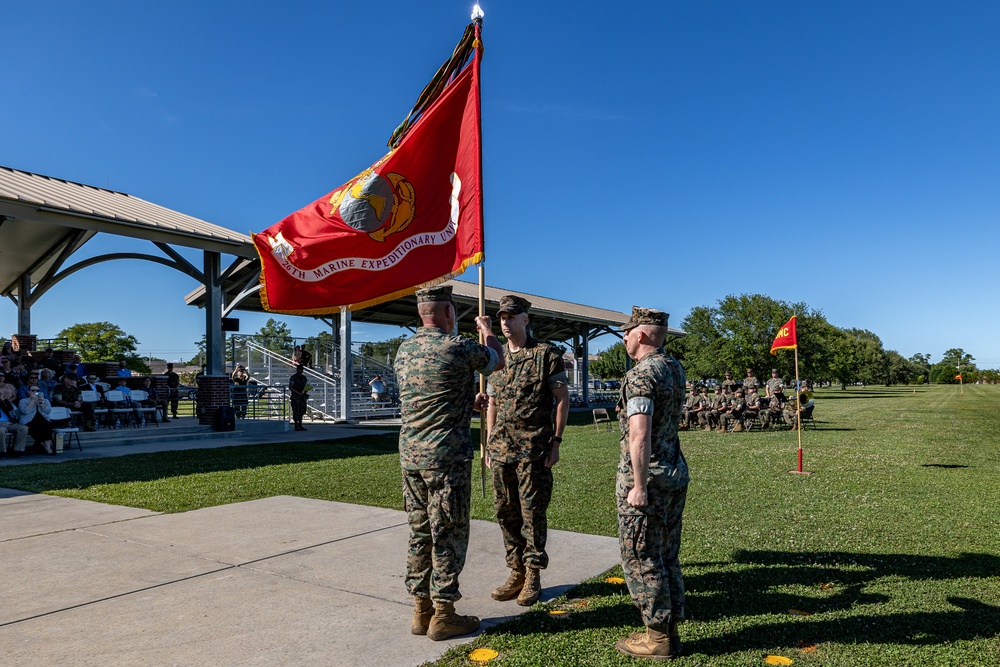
[551,436,562,443]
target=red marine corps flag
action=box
[770,316,798,355]
[253,20,485,314]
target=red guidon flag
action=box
[770,316,798,355]
[253,26,484,314]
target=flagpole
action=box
[473,5,487,498]
[787,317,812,476]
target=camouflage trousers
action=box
[402,460,472,603]
[618,482,688,628]
[491,457,553,570]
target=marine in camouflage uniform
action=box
[486,295,570,606]
[743,368,759,395]
[766,368,786,403]
[720,388,747,432]
[762,395,782,428]
[394,285,503,640]
[698,387,724,430]
[720,372,739,393]
[680,387,703,429]
[744,388,762,426]
[614,307,689,660]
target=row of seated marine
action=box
[680,384,812,432]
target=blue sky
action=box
[3,1,999,367]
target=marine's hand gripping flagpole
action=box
[472,4,488,499]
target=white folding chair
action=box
[81,390,110,429]
[49,406,82,451]
[131,390,158,427]
[105,390,133,428]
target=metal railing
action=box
[230,382,288,421]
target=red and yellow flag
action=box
[770,316,798,355]
[253,26,484,314]
[955,374,963,380]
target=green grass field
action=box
[2,385,998,666]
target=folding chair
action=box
[131,390,159,427]
[593,408,613,432]
[105,390,134,428]
[800,404,816,429]
[49,406,82,451]
[81,390,109,429]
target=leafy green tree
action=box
[886,350,920,385]
[909,353,932,383]
[590,342,628,380]
[254,318,294,356]
[359,335,406,364]
[664,294,834,383]
[941,348,976,372]
[930,361,960,384]
[58,322,150,373]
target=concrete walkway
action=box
[0,433,621,666]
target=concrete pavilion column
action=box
[18,273,31,335]
[203,251,224,376]
[572,334,581,385]
[338,307,353,422]
[581,325,590,408]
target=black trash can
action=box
[213,405,236,432]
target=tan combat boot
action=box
[516,567,541,606]
[426,601,480,641]
[733,422,744,432]
[701,424,712,432]
[491,566,525,601]
[614,625,675,660]
[411,596,433,635]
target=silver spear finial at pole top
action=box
[472,3,484,21]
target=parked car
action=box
[601,380,621,390]
[176,383,198,400]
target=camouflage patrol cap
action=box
[497,294,531,315]
[415,285,454,304]
[621,306,669,331]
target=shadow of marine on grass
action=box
[472,550,1000,657]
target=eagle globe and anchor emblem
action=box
[328,153,415,243]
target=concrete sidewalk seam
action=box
[0,564,236,629]
[0,512,162,544]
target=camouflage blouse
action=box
[486,337,567,463]
[395,327,498,470]
[616,350,689,493]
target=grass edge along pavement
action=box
[2,385,1000,666]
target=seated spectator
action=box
[117,360,133,377]
[38,368,57,398]
[140,377,169,422]
[293,345,313,368]
[18,384,55,455]
[65,355,88,382]
[18,371,46,400]
[0,371,16,402]
[39,348,62,374]
[0,395,29,456]
[0,341,14,363]
[52,373,97,432]
[61,363,87,387]
[0,358,13,380]
[114,378,133,403]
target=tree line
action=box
[589,294,993,387]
